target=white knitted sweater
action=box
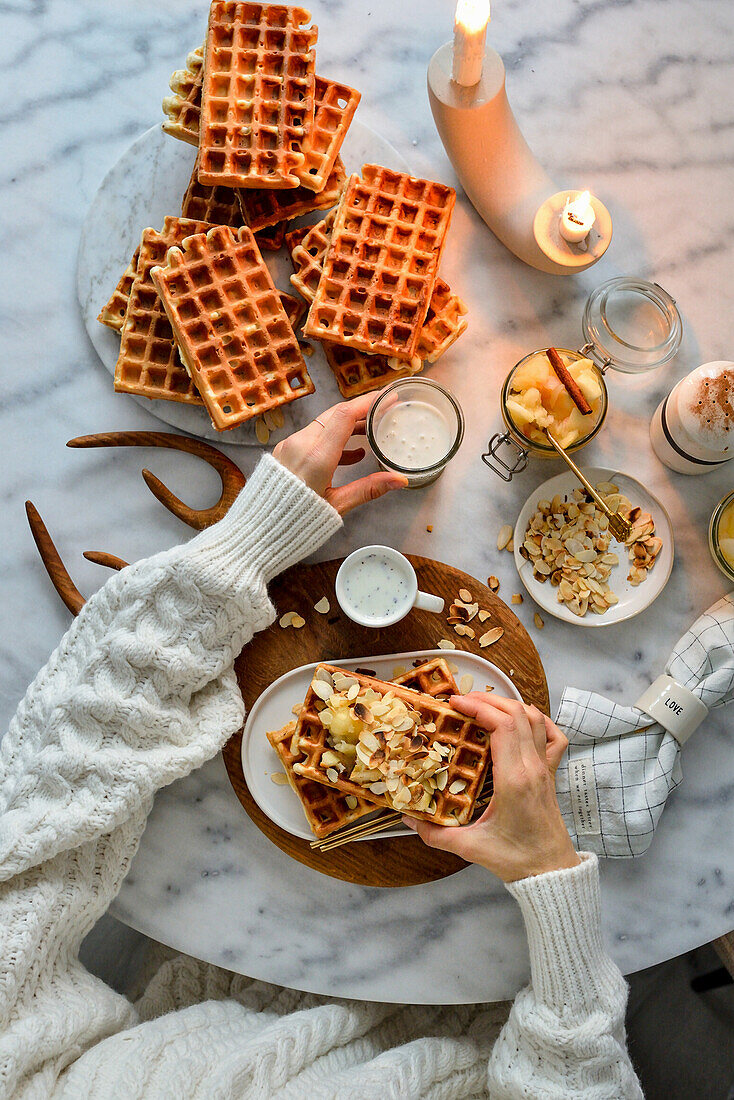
[0,456,643,1099]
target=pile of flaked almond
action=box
[299,668,463,815]
[520,484,662,617]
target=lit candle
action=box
[559,190,596,244]
[452,0,491,87]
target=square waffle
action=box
[295,75,360,192]
[98,246,140,333]
[238,158,345,232]
[292,664,490,826]
[303,165,456,360]
[321,343,416,399]
[115,217,212,405]
[162,45,204,146]
[287,211,334,301]
[150,224,314,430]
[268,658,459,839]
[198,2,318,190]
[180,164,285,250]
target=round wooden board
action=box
[222,555,549,888]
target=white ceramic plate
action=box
[513,467,674,627]
[77,120,409,446]
[242,650,521,842]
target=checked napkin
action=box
[554,592,734,858]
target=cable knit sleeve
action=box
[486,852,644,1098]
[0,455,341,1099]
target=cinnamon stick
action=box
[546,347,592,415]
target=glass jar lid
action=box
[581,277,682,374]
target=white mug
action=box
[335,545,445,628]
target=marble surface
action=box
[3,0,734,1004]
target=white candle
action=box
[452,0,490,87]
[559,190,596,244]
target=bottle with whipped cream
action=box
[650,361,734,474]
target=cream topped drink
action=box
[335,546,445,627]
[367,378,465,487]
[374,400,454,470]
[339,549,413,620]
[650,361,734,475]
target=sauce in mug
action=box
[341,550,412,620]
[374,400,454,470]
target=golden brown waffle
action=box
[321,343,416,399]
[287,211,334,301]
[278,290,306,331]
[150,225,313,430]
[115,218,212,405]
[267,659,459,838]
[292,664,490,826]
[295,76,360,191]
[239,158,345,232]
[304,165,456,359]
[162,46,204,146]
[180,165,285,250]
[417,280,469,363]
[268,721,375,838]
[198,3,318,190]
[98,246,140,333]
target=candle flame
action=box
[455,0,491,33]
[565,190,592,217]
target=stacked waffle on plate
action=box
[98,1,467,433]
[268,658,461,838]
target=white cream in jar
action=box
[373,400,454,470]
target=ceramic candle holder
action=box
[427,43,613,275]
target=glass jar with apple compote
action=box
[482,277,683,481]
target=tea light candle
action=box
[452,0,490,87]
[559,190,596,244]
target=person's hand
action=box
[403,694,579,882]
[272,392,408,515]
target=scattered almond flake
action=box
[447,661,459,674]
[448,779,467,795]
[263,409,279,432]
[511,593,524,605]
[479,627,504,648]
[392,665,407,678]
[313,596,330,614]
[458,587,472,603]
[485,684,495,692]
[478,609,491,622]
[506,538,514,552]
[459,674,474,694]
[497,524,513,551]
[534,612,545,629]
[345,795,359,809]
[272,407,285,429]
[279,611,296,628]
[255,418,270,445]
[326,767,339,782]
[311,679,334,701]
[509,668,515,677]
[426,524,433,533]
[291,614,306,628]
[438,639,456,650]
[488,576,500,593]
[270,771,289,786]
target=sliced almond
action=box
[458,587,473,603]
[255,419,270,445]
[448,779,467,795]
[479,627,504,648]
[511,593,524,605]
[345,795,359,809]
[437,639,456,650]
[291,614,306,629]
[270,771,289,786]
[497,524,513,551]
[534,612,544,629]
[488,576,500,593]
[478,609,491,622]
[279,611,295,628]
[313,596,331,614]
[459,674,474,694]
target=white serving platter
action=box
[241,650,521,842]
[513,467,674,627]
[77,119,409,446]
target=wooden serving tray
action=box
[223,555,549,888]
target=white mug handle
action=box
[413,590,445,614]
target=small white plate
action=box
[242,650,520,842]
[513,467,674,627]
[77,119,408,446]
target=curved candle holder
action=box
[427,43,612,275]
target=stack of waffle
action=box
[268,660,491,838]
[98,1,467,432]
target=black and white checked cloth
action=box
[555,592,734,857]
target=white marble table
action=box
[3,0,734,1003]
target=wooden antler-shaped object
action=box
[27,430,246,615]
[66,430,246,530]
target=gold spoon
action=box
[543,430,632,543]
